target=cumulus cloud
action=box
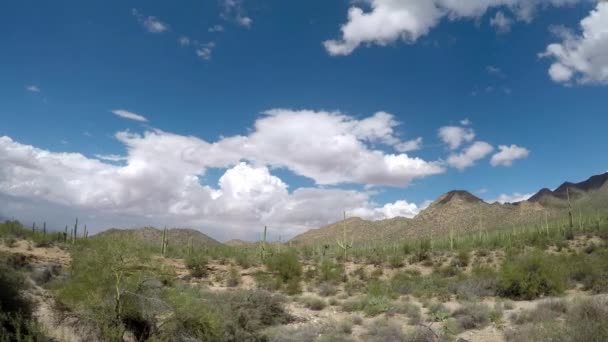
[490,11,513,33]
[324,0,583,56]
[232,109,444,186]
[111,109,148,122]
[352,200,421,220]
[447,141,494,170]
[490,192,533,203]
[0,110,446,239]
[541,2,608,84]
[490,144,530,166]
[438,125,475,150]
[132,9,169,33]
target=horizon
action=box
[1,0,607,241]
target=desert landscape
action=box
[2,172,608,341]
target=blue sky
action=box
[1,0,607,240]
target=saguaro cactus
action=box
[43,222,47,236]
[161,227,169,256]
[64,225,68,243]
[32,222,36,233]
[73,218,79,244]
[259,226,268,260]
[567,188,574,229]
[336,212,353,260]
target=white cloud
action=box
[208,25,225,33]
[0,109,527,239]
[447,141,494,170]
[394,137,423,152]
[111,109,148,122]
[221,0,253,28]
[233,109,444,186]
[26,85,40,93]
[541,2,608,84]
[438,126,475,150]
[195,42,216,60]
[486,65,505,78]
[0,134,428,240]
[490,11,513,33]
[132,9,169,33]
[178,36,191,46]
[490,144,530,166]
[237,16,253,28]
[490,192,533,204]
[460,118,472,126]
[352,199,421,220]
[324,0,583,56]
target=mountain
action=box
[224,239,254,247]
[291,217,413,246]
[95,227,220,248]
[291,172,608,245]
[530,172,608,203]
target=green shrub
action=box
[254,271,282,292]
[227,267,240,287]
[186,253,209,278]
[235,253,253,269]
[162,287,292,341]
[266,251,302,283]
[318,259,344,284]
[0,261,45,340]
[497,251,567,300]
[453,250,470,267]
[389,255,404,269]
[428,302,450,322]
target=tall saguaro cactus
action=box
[73,218,79,244]
[336,211,353,260]
[567,188,574,229]
[161,226,169,256]
[43,222,47,236]
[64,225,68,243]
[259,226,268,260]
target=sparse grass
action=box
[452,302,492,330]
[506,297,608,342]
[300,296,327,311]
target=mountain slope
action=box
[530,172,608,204]
[95,227,220,248]
[291,172,608,245]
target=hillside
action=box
[95,227,220,248]
[224,239,254,247]
[529,172,608,208]
[291,172,608,245]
